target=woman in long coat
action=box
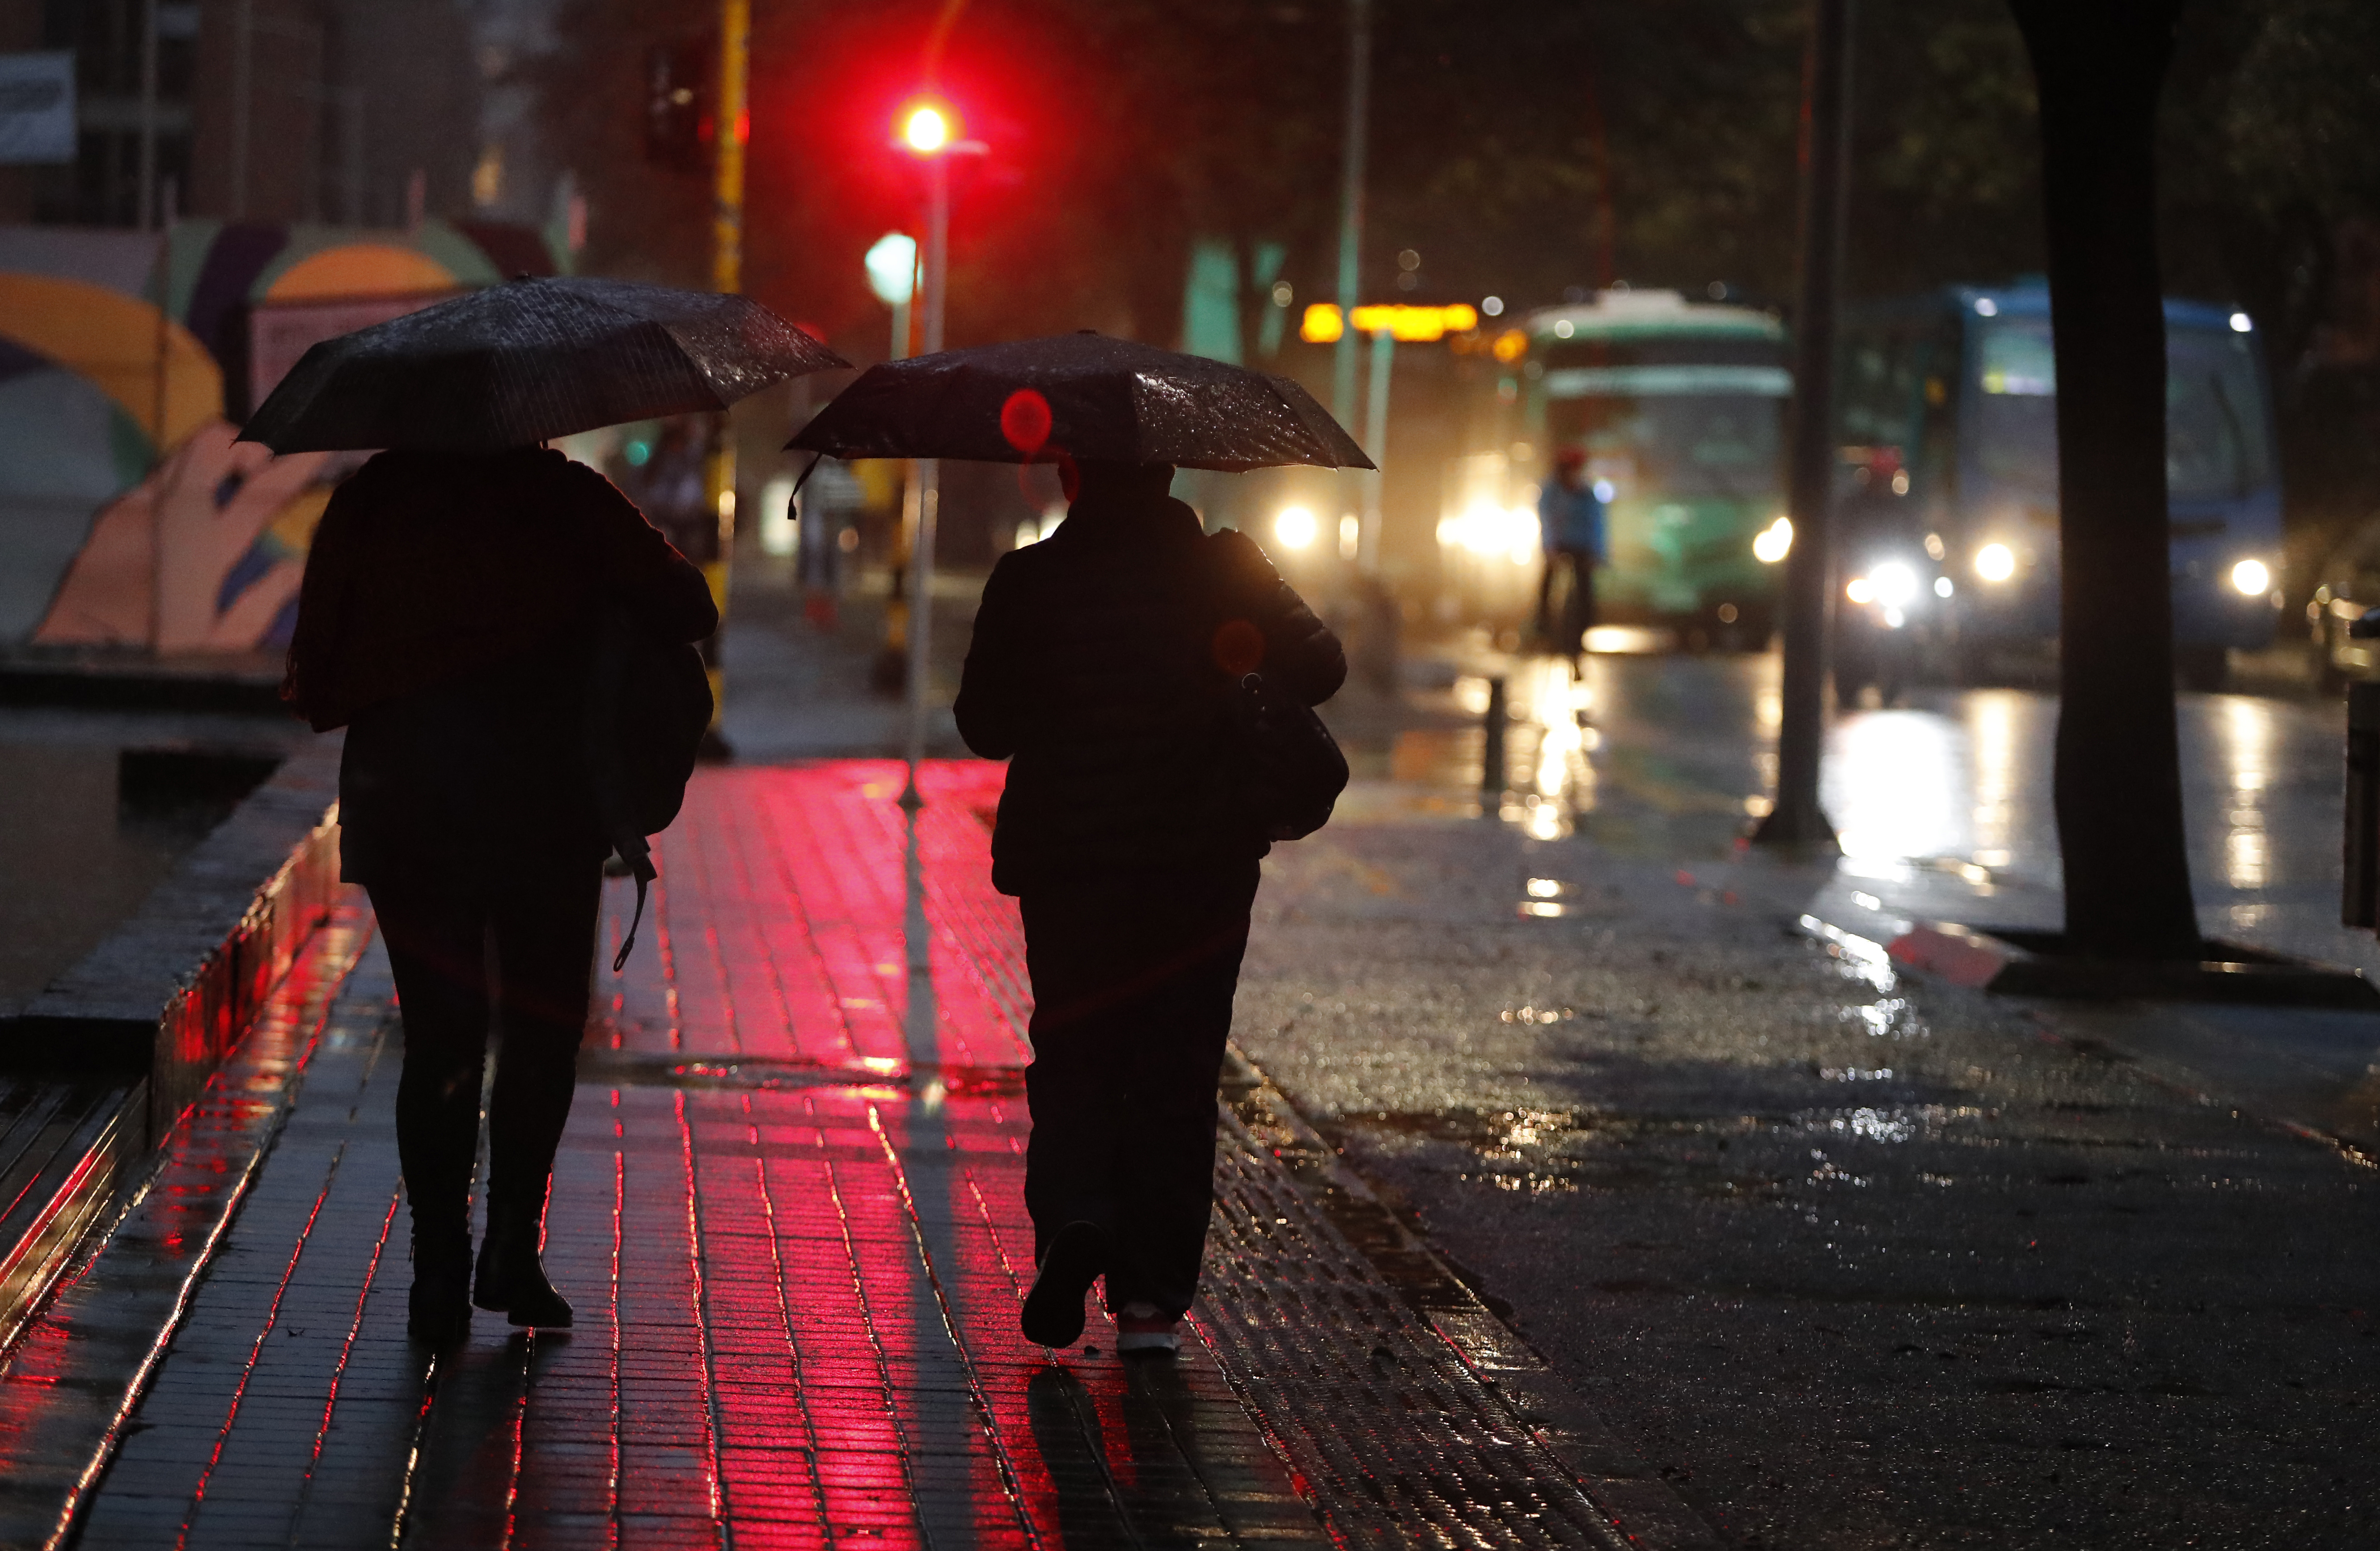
[955,459,1343,1356]
[286,446,715,1345]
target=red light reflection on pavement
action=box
[0,904,373,1546]
[10,767,1323,1550]
[600,764,1031,1075]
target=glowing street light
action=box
[865,231,917,307]
[865,231,917,365]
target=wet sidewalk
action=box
[0,762,1687,1551]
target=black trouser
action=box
[368,855,603,1252]
[1019,863,1260,1319]
[1537,547,1598,652]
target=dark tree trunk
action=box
[2008,0,2200,960]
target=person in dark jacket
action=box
[955,460,1344,1357]
[285,446,716,1346]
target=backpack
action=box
[583,608,713,970]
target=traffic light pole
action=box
[1754,0,1852,852]
[901,156,949,807]
[702,0,750,750]
[900,152,952,1076]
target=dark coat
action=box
[954,491,1344,895]
[284,447,716,886]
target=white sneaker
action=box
[1114,1300,1180,1357]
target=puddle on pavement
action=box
[1332,1089,2000,1200]
[1332,1106,1798,1199]
[576,1046,1027,1097]
[1843,994,1928,1039]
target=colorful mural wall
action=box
[0,219,559,658]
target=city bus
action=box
[1437,289,1791,647]
[1833,282,2284,690]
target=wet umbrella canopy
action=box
[786,332,1373,472]
[242,277,849,453]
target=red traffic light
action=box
[897,99,957,154]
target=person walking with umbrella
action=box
[795,333,1369,1355]
[266,278,845,1345]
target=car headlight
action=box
[1870,560,1920,610]
[2230,557,2270,596]
[1753,516,1792,564]
[1275,506,1317,550]
[1844,576,1875,605]
[1974,542,2016,583]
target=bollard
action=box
[2346,682,2380,928]
[1481,676,1507,798]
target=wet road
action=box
[1369,649,2366,973]
[1232,651,2380,1549]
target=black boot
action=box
[408,1225,472,1346]
[474,1198,572,1328]
[1022,1220,1109,1349]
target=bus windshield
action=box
[1538,333,1787,503]
[1547,394,1782,502]
[1969,318,2274,502]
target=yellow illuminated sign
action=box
[1298,303,1480,345]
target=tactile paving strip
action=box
[1201,1115,1631,1550]
[1201,1057,1719,1551]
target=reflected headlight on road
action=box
[1974,542,2017,583]
[1752,516,1792,564]
[2230,557,2270,596]
[1275,506,1317,550]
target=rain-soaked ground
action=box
[707,556,2380,1544]
[1232,645,2380,1548]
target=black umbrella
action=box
[785,332,1373,472]
[241,277,850,453]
